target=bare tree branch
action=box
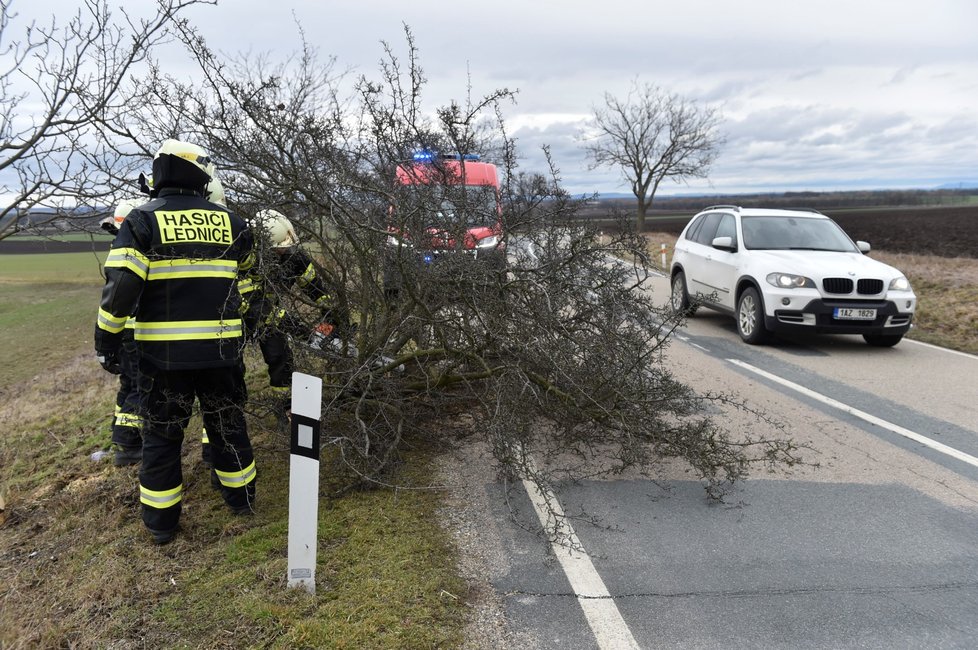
[583,80,725,233]
[0,0,212,240]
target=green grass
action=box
[132,448,466,649]
[0,250,108,283]
[0,252,107,390]
[6,233,114,242]
[0,251,469,649]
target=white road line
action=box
[522,474,641,650]
[905,338,978,360]
[728,358,978,470]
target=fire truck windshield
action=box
[403,184,499,228]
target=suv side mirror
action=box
[711,236,737,252]
[856,240,871,254]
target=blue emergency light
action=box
[410,150,481,162]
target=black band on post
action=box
[290,413,321,461]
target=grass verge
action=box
[0,253,468,649]
[0,397,468,648]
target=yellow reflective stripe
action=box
[105,247,150,279]
[124,316,136,329]
[201,427,209,444]
[215,461,257,488]
[240,250,255,272]
[147,258,237,281]
[268,385,290,396]
[134,319,243,341]
[263,309,286,327]
[298,263,316,286]
[139,483,183,509]
[98,308,128,333]
[315,295,331,309]
[114,412,143,428]
[237,277,257,294]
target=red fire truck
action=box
[384,152,506,295]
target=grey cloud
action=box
[887,66,917,85]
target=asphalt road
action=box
[482,273,978,649]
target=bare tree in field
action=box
[109,26,804,531]
[584,81,724,233]
[0,0,210,240]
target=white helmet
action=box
[100,197,143,233]
[255,209,299,249]
[152,139,212,192]
[154,139,212,176]
[206,174,226,206]
[114,198,143,225]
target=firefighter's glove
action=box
[97,351,122,375]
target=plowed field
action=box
[827,206,978,258]
[631,205,978,259]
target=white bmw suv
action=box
[670,206,916,347]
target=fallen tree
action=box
[102,25,807,525]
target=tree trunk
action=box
[635,197,648,233]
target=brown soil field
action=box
[592,205,978,260]
[0,240,111,254]
[826,206,978,258]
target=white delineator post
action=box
[287,372,323,594]
[661,243,668,268]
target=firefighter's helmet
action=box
[255,209,299,249]
[100,197,143,234]
[152,139,212,193]
[114,198,143,225]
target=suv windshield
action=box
[402,185,499,228]
[742,215,858,252]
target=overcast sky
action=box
[27,0,978,196]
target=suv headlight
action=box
[476,235,499,249]
[766,273,814,289]
[386,235,411,248]
[889,276,911,291]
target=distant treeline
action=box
[613,188,977,214]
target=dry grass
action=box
[0,257,469,648]
[0,356,470,648]
[871,251,978,354]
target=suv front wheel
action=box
[670,271,697,316]
[737,287,770,345]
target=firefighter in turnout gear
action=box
[95,139,256,545]
[100,198,147,466]
[237,209,346,412]
[126,168,227,470]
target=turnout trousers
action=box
[137,359,256,533]
[111,331,143,452]
[258,326,294,397]
[201,328,292,465]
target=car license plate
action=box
[834,307,876,320]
